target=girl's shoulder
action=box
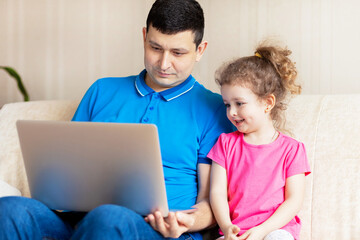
[215,131,243,147]
[278,132,306,151]
[279,132,303,144]
[219,131,242,140]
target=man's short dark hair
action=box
[146,0,205,48]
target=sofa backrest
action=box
[0,95,359,239]
[286,94,360,240]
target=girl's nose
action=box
[229,106,237,116]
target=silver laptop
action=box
[16,120,169,216]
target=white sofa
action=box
[0,95,359,239]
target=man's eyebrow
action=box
[149,40,161,47]
[148,40,188,52]
[172,48,189,52]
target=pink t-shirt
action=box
[207,131,311,240]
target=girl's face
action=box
[221,84,269,134]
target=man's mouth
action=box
[157,71,173,78]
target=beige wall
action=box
[1,0,360,106]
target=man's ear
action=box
[142,27,147,43]
[195,41,208,62]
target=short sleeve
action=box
[207,133,228,168]
[197,157,212,164]
[286,142,311,178]
[72,81,100,121]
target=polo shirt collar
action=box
[135,69,196,101]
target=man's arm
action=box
[189,163,216,230]
[145,163,215,238]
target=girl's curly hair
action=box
[215,42,301,132]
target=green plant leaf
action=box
[0,66,30,101]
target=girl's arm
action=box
[239,173,306,240]
[210,161,240,239]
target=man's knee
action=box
[74,205,147,239]
[0,196,72,239]
[82,204,141,228]
[0,196,31,217]
[74,205,167,240]
[0,197,38,236]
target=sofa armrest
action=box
[0,179,21,197]
[0,100,79,197]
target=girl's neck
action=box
[243,124,279,145]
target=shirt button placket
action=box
[142,93,159,123]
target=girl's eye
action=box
[224,103,230,108]
[236,102,243,106]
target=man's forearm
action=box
[188,199,216,232]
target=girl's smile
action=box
[221,84,267,134]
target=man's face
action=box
[142,25,207,92]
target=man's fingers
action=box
[154,211,168,234]
[146,214,156,227]
[167,212,179,234]
[146,212,167,232]
[146,211,191,238]
[175,211,194,228]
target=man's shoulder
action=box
[95,75,137,87]
[191,82,223,105]
[89,75,138,95]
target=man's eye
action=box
[173,52,184,56]
[152,46,161,51]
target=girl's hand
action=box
[238,226,267,240]
[223,224,241,240]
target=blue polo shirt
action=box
[72,70,233,235]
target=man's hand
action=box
[144,210,196,238]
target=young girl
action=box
[208,44,311,240]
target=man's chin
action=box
[154,78,178,87]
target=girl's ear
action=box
[264,94,276,113]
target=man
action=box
[0,0,233,239]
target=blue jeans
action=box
[0,196,195,240]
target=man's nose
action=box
[160,52,171,70]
